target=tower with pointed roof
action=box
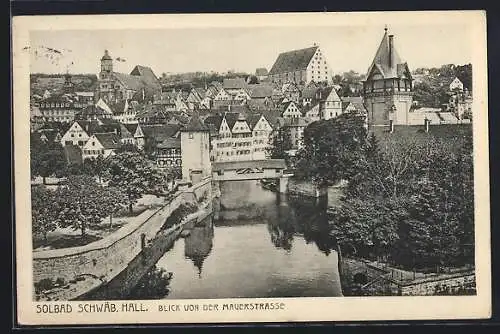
[99,50,115,103]
[362,27,413,126]
[180,113,211,183]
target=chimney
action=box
[388,35,394,68]
[389,119,394,133]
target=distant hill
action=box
[159,71,253,89]
[30,73,98,96]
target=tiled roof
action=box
[113,72,144,91]
[247,99,276,111]
[157,137,181,149]
[203,114,224,131]
[246,114,262,130]
[223,112,240,129]
[182,113,209,132]
[130,65,160,86]
[278,116,312,128]
[119,123,134,139]
[366,30,411,79]
[268,46,318,75]
[94,132,121,149]
[123,123,139,136]
[141,124,181,141]
[223,78,247,89]
[261,110,281,130]
[75,120,120,135]
[248,84,274,98]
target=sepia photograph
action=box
[13,11,490,325]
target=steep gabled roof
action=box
[203,114,224,131]
[366,29,411,80]
[94,132,121,149]
[75,119,120,135]
[260,110,281,130]
[269,46,318,75]
[246,114,263,130]
[113,72,144,91]
[130,65,159,84]
[223,112,240,129]
[119,123,134,139]
[182,113,210,132]
[141,124,181,140]
[123,123,139,135]
[157,137,181,149]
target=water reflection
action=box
[261,193,336,255]
[153,180,342,299]
[184,218,214,278]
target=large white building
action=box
[204,112,275,162]
[268,45,333,86]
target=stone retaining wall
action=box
[32,177,212,287]
[400,271,476,295]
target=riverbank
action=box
[33,177,213,301]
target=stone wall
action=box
[287,179,327,198]
[32,177,212,287]
[339,255,476,296]
[400,271,476,296]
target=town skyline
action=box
[29,24,472,77]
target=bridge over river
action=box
[211,159,293,193]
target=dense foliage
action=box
[31,175,126,239]
[412,63,473,108]
[294,113,369,186]
[329,129,474,271]
[105,152,167,213]
[30,134,67,183]
[292,112,474,271]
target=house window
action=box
[189,133,194,139]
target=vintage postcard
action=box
[13,11,490,325]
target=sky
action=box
[29,24,472,76]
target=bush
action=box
[35,278,54,293]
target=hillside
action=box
[30,73,98,96]
[412,64,472,108]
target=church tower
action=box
[362,27,413,126]
[98,50,114,102]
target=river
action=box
[152,180,343,299]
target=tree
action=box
[105,152,166,213]
[82,155,109,183]
[30,135,67,184]
[31,185,58,242]
[294,113,369,186]
[54,175,115,237]
[267,129,292,160]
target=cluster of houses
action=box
[29,27,474,178]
